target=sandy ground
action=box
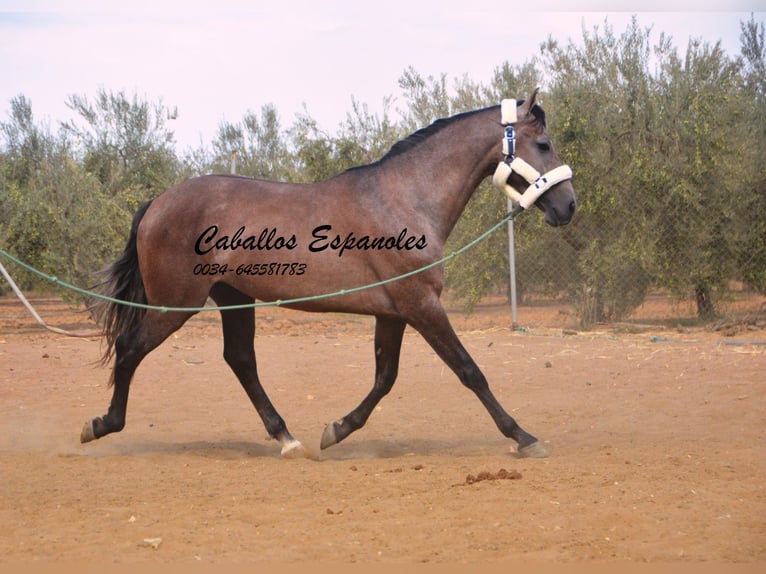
[0,295,764,565]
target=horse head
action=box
[499,88,576,227]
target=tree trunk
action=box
[695,284,716,319]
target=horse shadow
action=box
[74,436,509,461]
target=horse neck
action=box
[376,108,500,242]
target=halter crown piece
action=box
[492,99,573,209]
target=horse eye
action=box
[537,141,551,152]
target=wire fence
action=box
[504,224,766,334]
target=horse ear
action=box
[518,87,540,119]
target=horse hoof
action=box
[516,441,549,458]
[280,439,308,459]
[320,422,338,450]
[80,420,96,444]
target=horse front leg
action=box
[409,300,548,458]
[320,315,406,449]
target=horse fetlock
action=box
[81,415,125,443]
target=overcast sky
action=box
[0,1,762,151]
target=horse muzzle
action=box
[540,180,576,227]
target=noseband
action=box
[492,99,573,209]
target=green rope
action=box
[0,207,522,313]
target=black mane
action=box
[380,106,497,162]
[380,107,491,162]
[529,102,546,126]
[381,101,546,162]
[345,101,546,173]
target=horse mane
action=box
[381,101,546,160]
[529,102,546,127]
[344,101,546,174]
[379,107,490,163]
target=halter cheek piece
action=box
[492,99,573,210]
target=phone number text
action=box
[192,262,307,276]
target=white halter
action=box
[491,99,573,210]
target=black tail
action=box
[92,200,153,365]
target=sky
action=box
[0,1,762,152]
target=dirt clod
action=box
[464,468,522,485]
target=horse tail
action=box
[92,200,153,367]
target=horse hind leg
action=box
[210,283,306,458]
[321,316,406,449]
[81,309,195,443]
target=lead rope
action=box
[0,207,517,316]
[0,259,102,337]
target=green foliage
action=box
[62,88,178,200]
[0,106,132,296]
[538,20,659,324]
[1,16,763,326]
[290,97,402,182]
[205,104,294,180]
[1,90,176,297]
[539,16,764,322]
[648,37,744,318]
[736,16,766,294]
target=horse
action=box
[83,89,576,459]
